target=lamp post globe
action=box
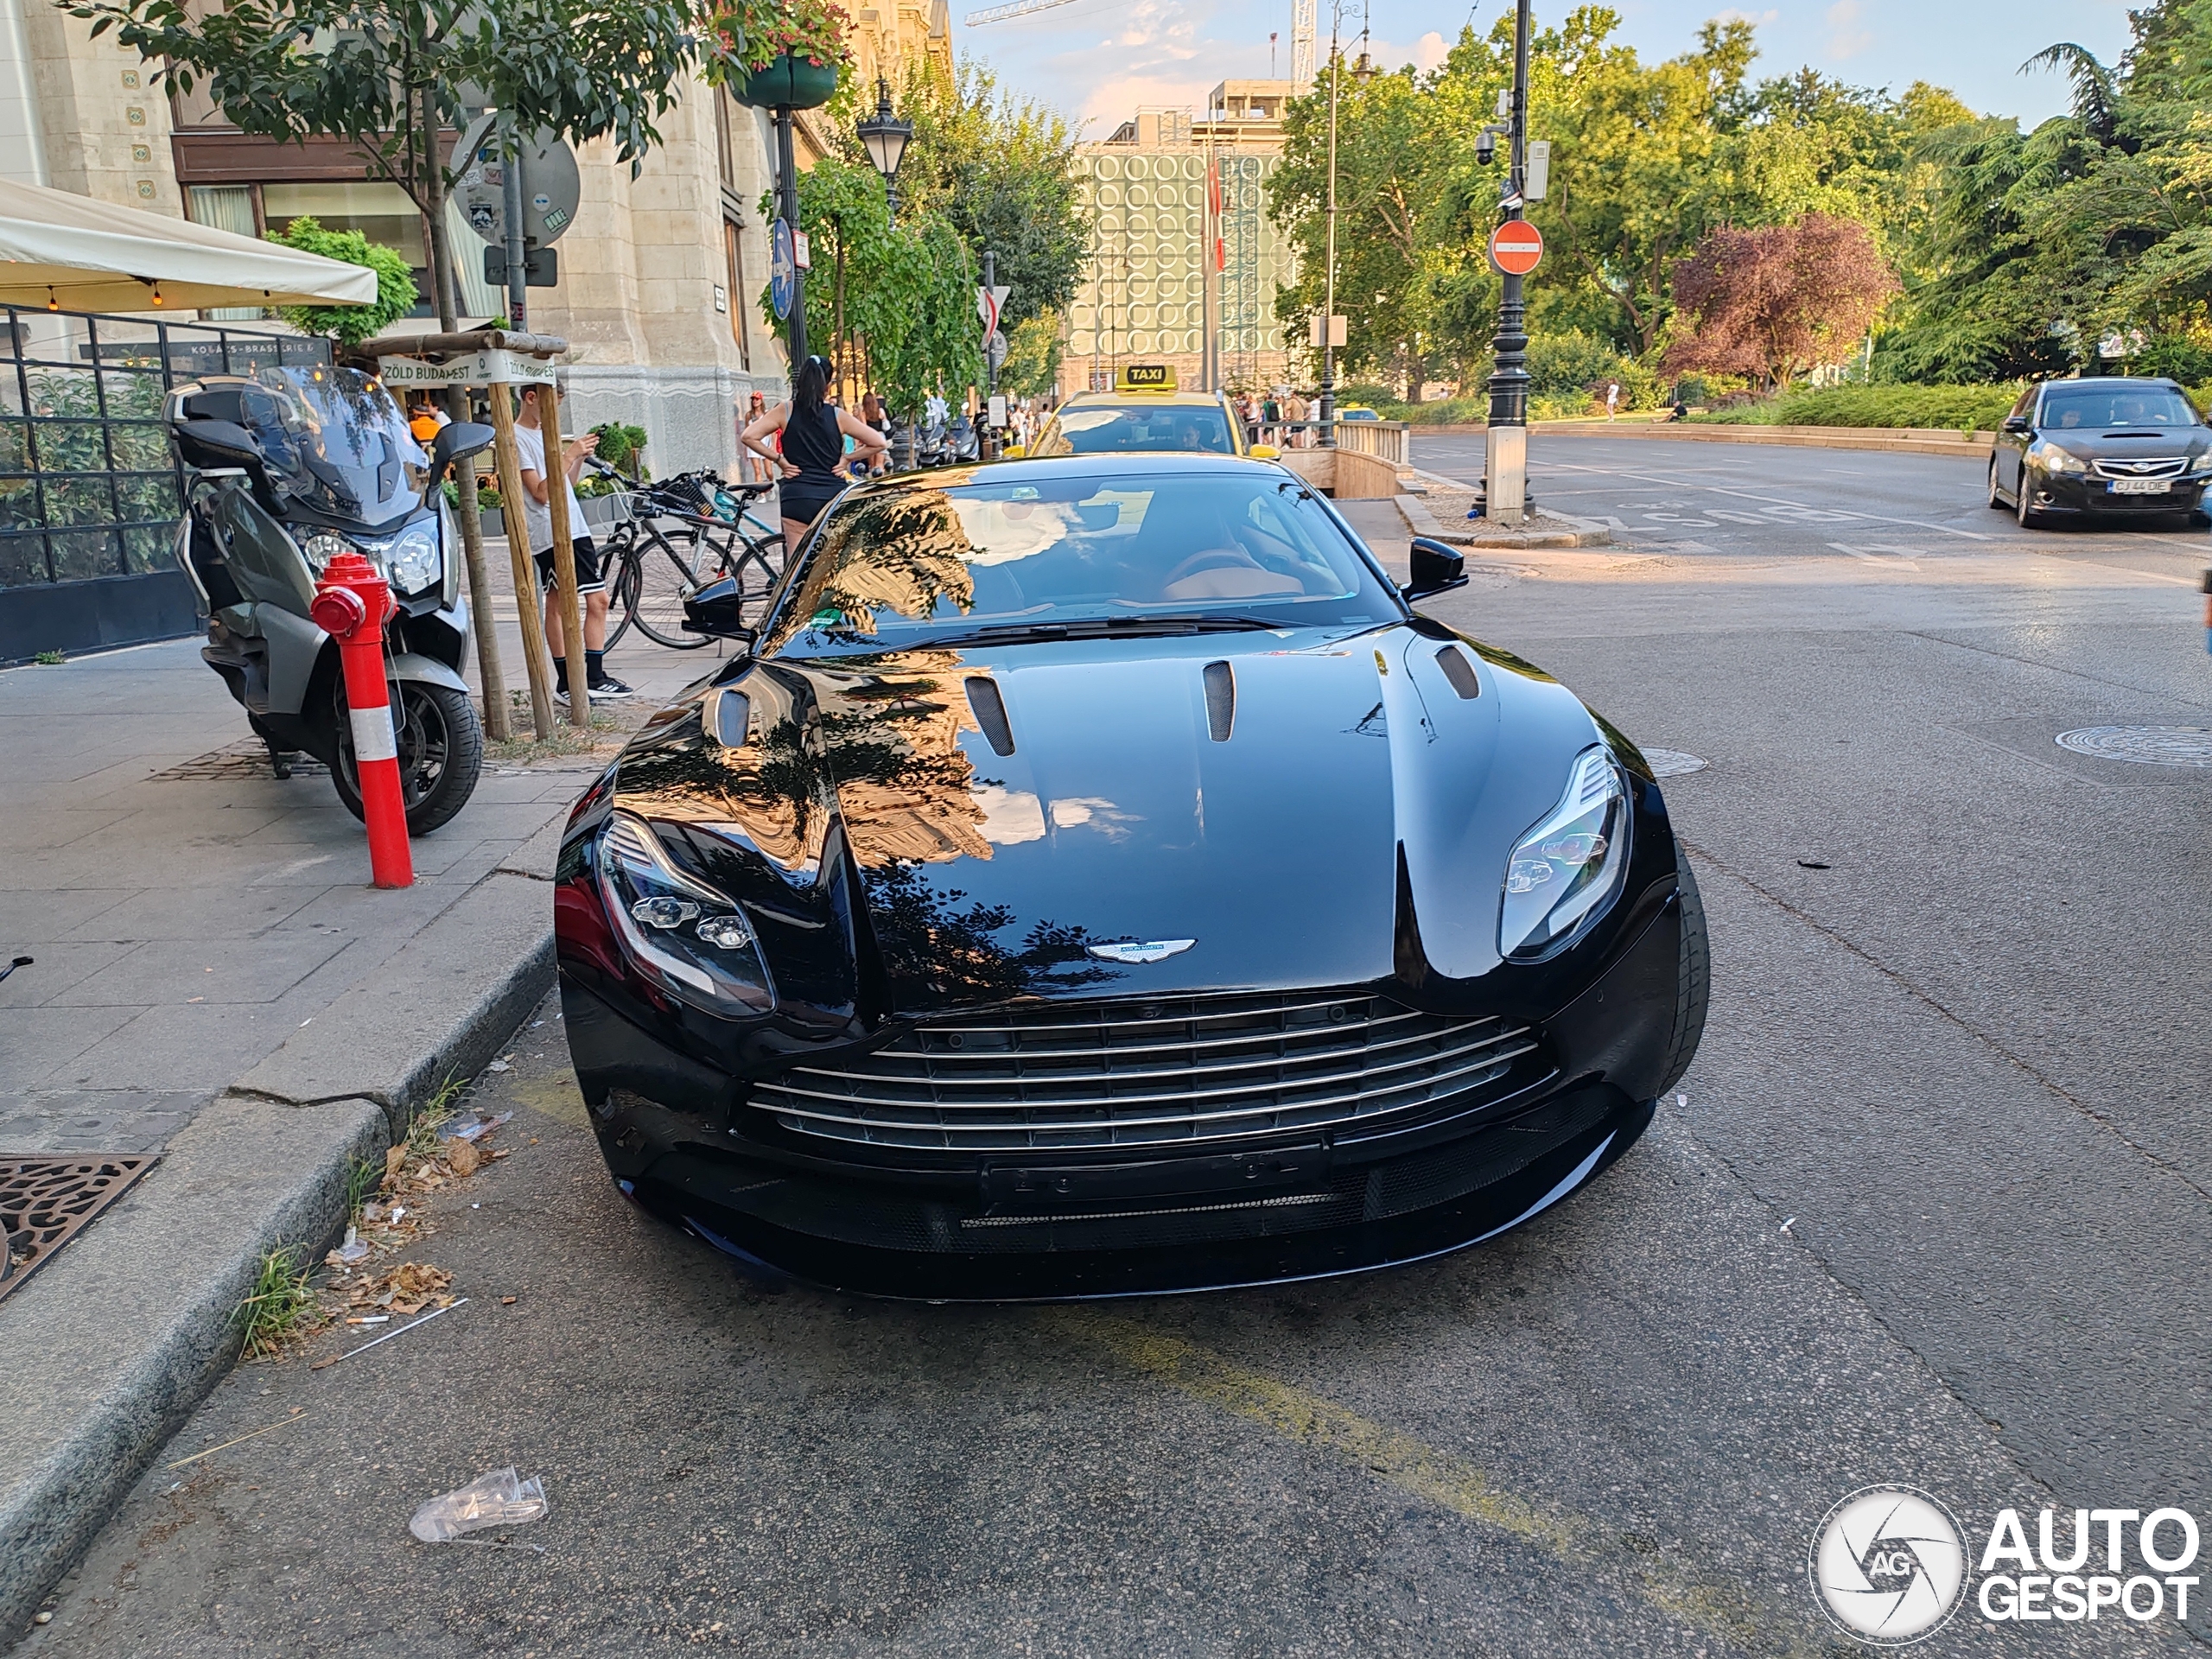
[856,78,913,220]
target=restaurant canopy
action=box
[0,177,378,313]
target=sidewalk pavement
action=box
[0,540,736,1639]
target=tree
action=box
[264,217,416,346]
[1664,213,1897,388]
[890,60,1090,336]
[63,0,712,333]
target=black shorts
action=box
[533,536,605,595]
[779,484,842,528]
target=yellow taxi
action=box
[1012,365,1281,461]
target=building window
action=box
[261,181,430,311]
[184,185,264,321]
[724,219,750,368]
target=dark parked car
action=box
[1989,376,2212,528]
[556,454,1708,1298]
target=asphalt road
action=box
[22,435,2210,1656]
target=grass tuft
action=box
[33,651,64,665]
[233,1246,326,1359]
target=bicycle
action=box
[586,464,785,650]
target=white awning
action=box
[0,178,380,313]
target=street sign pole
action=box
[1485,0,1534,525]
[775,105,807,368]
[981,250,999,461]
[500,113,528,330]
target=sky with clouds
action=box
[947,0,2139,139]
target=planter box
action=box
[734,54,840,110]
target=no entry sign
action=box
[1489,219,1543,276]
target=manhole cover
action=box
[0,1156,158,1302]
[2054,727,2212,768]
[1643,747,1709,778]
[153,739,327,780]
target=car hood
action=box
[2037,427,2211,459]
[606,624,1612,1019]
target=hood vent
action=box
[1202,660,1236,741]
[1434,645,1480,700]
[965,676,1017,756]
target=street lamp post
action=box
[773,101,806,365]
[1317,0,1343,445]
[1484,0,1534,525]
[856,77,914,464]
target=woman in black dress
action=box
[741,356,889,552]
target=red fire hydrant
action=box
[311,550,413,889]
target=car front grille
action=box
[2090,457,2188,480]
[753,989,1542,1153]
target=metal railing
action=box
[1258,419,1412,467]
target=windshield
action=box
[766,470,1402,655]
[1032,405,1237,457]
[237,365,429,524]
[2041,385,2203,430]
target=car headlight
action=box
[373,520,443,595]
[2037,442,2088,475]
[1499,747,1631,961]
[597,812,774,1014]
[2185,453,2212,475]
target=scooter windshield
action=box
[237,365,429,526]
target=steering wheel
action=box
[1160,548,1257,590]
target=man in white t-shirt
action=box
[515,383,630,702]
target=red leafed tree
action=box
[1663,214,1898,390]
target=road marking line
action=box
[1045,1309,1822,1654]
[1546,460,1998,541]
[1827,542,1921,569]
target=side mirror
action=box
[173,417,263,469]
[1402,537,1469,601]
[1249,443,1281,459]
[430,421,497,478]
[2002,415,2032,435]
[681,575,756,643]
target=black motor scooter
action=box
[168,366,496,834]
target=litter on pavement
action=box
[410,1466,549,1542]
[441,1109,514,1143]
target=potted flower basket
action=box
[722,0,848,110]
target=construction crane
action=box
[1291,0,1316,86]
[964,0,1079,25]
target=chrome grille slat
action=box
[794,1014,1508,1088]
[2090,457,2185,480]
[758,990,1542,1152]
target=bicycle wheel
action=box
[628,526,717,649]
[601,525,639,649]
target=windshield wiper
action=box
[900,613,1290,650]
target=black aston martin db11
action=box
[555,454,1707,1298]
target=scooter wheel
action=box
[332,681,484,836]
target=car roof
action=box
[2040,376,2185,391]
[837,451,1288,499]
[1056,391,1230,410]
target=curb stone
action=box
[0,873,560,1643]
[1393,492,1611,550]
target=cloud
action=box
[1824,0,1873,59]
[1414,30,1449,73]
[1713,7,1779,22]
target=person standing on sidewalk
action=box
[741,355,887,554]
[737,391,770,483]
[514,382,633,703]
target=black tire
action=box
[1656,842,1710,1098]
[2016,469,2045,530]
[600,526,639,650]
[628,528,718,650]
[332,679,483,836]
[1987,457,2007,510]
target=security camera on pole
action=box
[1481,0,1545,527]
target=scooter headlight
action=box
[597,811,774,1014]
[1499,747,1631,961]
[377,520,443,595]
[301,531,353,574]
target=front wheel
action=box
[2016,469,2047,530]
[1656,842,1710,1098]
[332,680,483,836]
[1987,457,2007,510]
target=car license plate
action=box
[2109,478,2169,494]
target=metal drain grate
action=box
[0,1156,157,1302]
[2055,727,2212,769]
[152,739,327,781]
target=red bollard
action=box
[310,550,413,889]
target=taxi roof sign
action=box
[1116,364,1176,391]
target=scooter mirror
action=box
[429,421,498,479]
[174,417,264,470]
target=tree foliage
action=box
[1665,213,1897,388]
[264,216,416,345]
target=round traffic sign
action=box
[1489,219,1543,276]
[769,219,796,321]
